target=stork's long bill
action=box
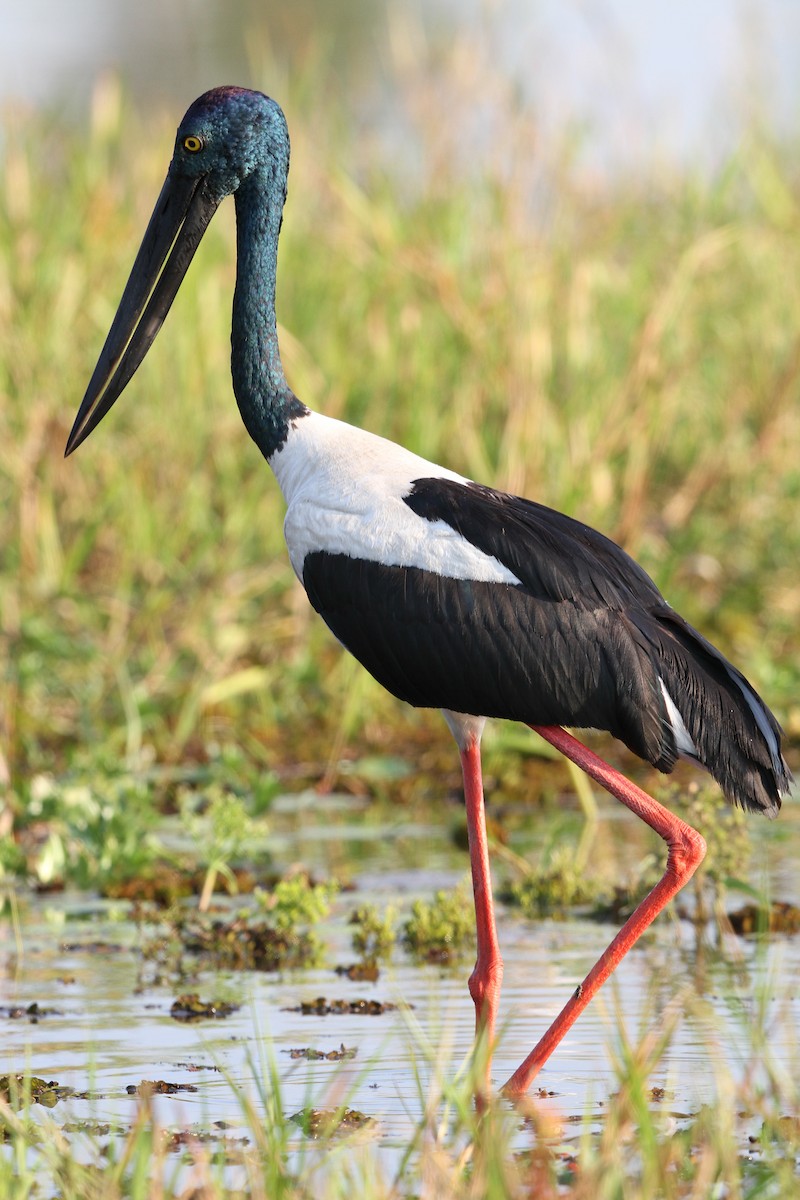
[65,172,221,455]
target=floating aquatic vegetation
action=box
[125,1079,199,1095]
[169,993,240,1022]
[284,1044,357,1062]
[290,1106,376,1138]
[285,997,398,1017]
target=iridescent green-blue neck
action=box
[228,111,307,458]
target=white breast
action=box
[270,412,521,586]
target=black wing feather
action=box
[405,478,663,608]
[302,477,790,816]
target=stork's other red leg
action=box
[458,733,504,1087]
[502,725,707,1101]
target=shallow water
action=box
[3,794,800,1175]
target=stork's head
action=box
[66,88,289,455]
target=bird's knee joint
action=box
[468,959,504,1008]
[668,824,707,880]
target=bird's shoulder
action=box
[274,414,664,609]
[404,476,665,608]
[274,414,518,583]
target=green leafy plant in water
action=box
[259,875,338,931]
[349,902,396,963]
[666,780,752,932]
[402,885,475,962]
[137,874,336,978]
[509,780,754,928]
[0,1074,64,1110]
[179,785,264,911]
[6,773,164,890]
[245,874,339,968]
[508,844,605,919]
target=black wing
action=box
[404,477,664,609]
[302,478,789,815]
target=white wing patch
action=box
[270,412,522,586]
[658,676,698,758]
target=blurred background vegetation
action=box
[1,2,799,881]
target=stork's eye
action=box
[183,134,205,153]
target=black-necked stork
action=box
[66,87,792,1101]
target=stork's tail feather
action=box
[638,608,792,817]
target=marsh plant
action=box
[507,779,756,935]
[402,885,476,962]
[350,902,397,964]
[179,785,265,910]
[256,873,338,931]
[508,843,606,918]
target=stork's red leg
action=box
[459,735,504,1089]
[502,725,707,1101]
